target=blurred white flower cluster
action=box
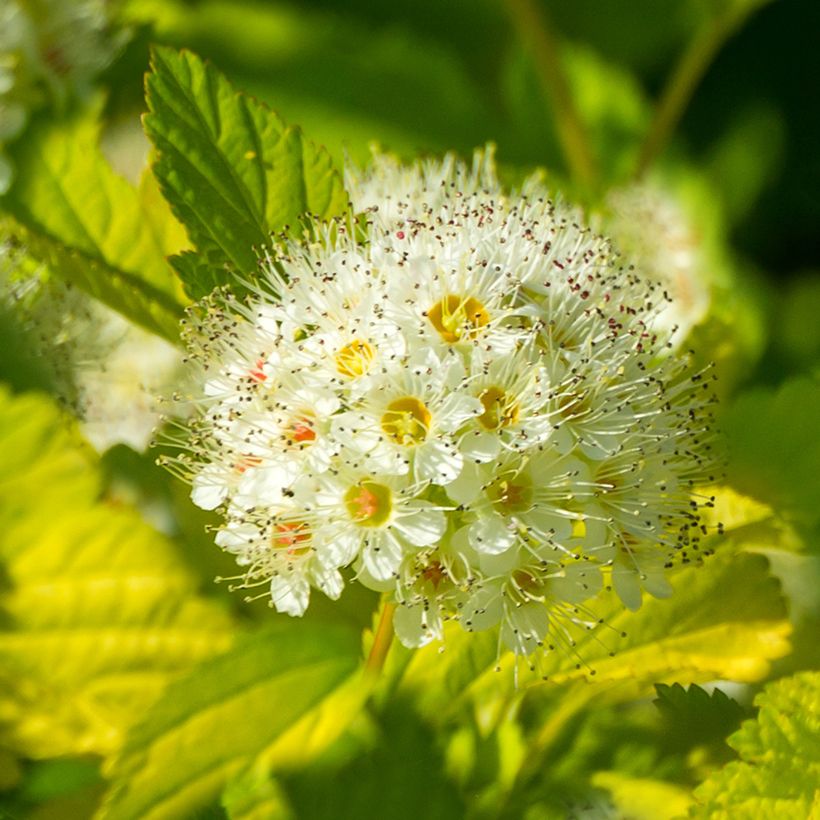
[606,184,710,347]
[1,236,182,453]
[0,0,124,192]
[170,152,720,656]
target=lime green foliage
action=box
[691,671,820,818]
[99,622,361,820]
[222,768,293,820]
[0,113,187,341]
[144,46,348,298]
[592,771,693,820]
[723,377,820,532]
[0,387,236,759]
[401,550,790,721]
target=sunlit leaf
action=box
[223,768,293,820]
[98,622,361,820]
[0,114,187,341]
[591,771,693,820]
[401,549,790,719]
[691,670,820,819]
[0,388,236,759]
[144,46,348,296]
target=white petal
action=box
[460,430,500,463]
[478,544,521,576]
[319,529,360,567]
[362,532,402,581]
[469,514,516,555]
[547,424,575,456]
[393,602,441,648]
[642,569,673,600]
[355,561,396,593]
[270,572,310,616]
[237,462,296,506]
[446,460,484,505]
[523,508,572,541]
[612,564,643,611]
[546,563,602,604]
[579,434,615,461]
[462,584,504,632]
[438,395,483,432]
[501,601,549,654]
[311,564,344,600]
[415,441,463,484]
[393,505,446,547]
[191,476,228,510]
[580,509,610,549]
[215,522,258,551]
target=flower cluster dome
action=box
[170,151,719,656]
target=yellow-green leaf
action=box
[1,114,188,341]
[592,771,693,820]
[0,388,235,759]
[98,621,361,820]
[691,670,820,819]
[401,550,790,718]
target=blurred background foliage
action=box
[0,0,818,818]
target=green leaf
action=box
[170,249,230,301]
[0,114,188,342]
[400,549,790,719]
[222,768,293,820]
[723,377,820,533]
[144,46,348,295]
[275,702,466,820]
[98,621,361,820]
[591,771,693,820]
[0,387,236,759]
[691,671,820,819]
[653,683,746,749]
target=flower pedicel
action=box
[164,152,721,659]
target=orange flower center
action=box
[272,522,311,557]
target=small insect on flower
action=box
[166,149,721,660]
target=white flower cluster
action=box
[1,0,124,191]
[1,237,183,453]
[606,183,710,347]
[171,152,719,655]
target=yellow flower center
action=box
[344,481,393,527]
[380,397,431,446]
[427,295,490,343]
[477,386,520,431]
[335,339,376,377]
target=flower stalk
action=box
[505,0,598,190]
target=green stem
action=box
[636,3,765,178]
[364,600,396,678]
[505,0,598,190]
